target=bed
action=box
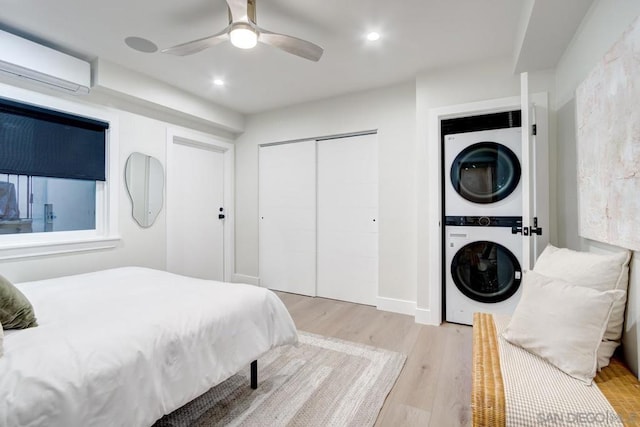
[0,267,298,427]
[472,313,640,427]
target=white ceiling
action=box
[0,0,592,114]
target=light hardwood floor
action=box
[275,291,473,427]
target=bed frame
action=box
[251,360,258,389]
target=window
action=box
[0,174,96,234]
[0,84,119,259]
[0,97,106,236]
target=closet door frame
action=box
[258,131,379,304]
[424,89,549,325]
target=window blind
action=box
[0,98,108,181]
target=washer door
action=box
[450,142,521,204]
[451,240,521,303]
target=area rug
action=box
[154,332,406,427]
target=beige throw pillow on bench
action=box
[533,244,631,369]
[502,271,624,384]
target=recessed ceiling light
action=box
[366,32,380,42]
[213,79,225,86]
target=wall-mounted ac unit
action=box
[0,30,90,95]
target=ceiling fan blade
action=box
[258,30,324,62]
[161,27,230,56]
[226,0,249,22]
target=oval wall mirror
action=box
[125,152,164,227]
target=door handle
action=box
[511,226,529,236]
[530,217,543,235]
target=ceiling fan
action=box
[162,0,324,62]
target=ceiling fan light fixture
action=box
[366,32,381,42]
[229,24,258,49]
[162,0,323,61]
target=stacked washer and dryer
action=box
[444,127,524,326]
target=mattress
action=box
[0,267,298,427]
[472,313,640,427]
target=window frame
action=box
[0,82,120,260]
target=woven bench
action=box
[472,313,640,426]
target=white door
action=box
[317,134,378,305]
[259,141,316,296]
[520,72,550,269]
[167,140,225,280]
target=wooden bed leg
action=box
[250,360,258,389]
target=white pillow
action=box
[0,320,3,358]
[502,271,624,384]
[533,244,631,368]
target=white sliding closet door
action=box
[259,141,316,296]
[317,134,378,305]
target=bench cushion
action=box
[472,313,640,427]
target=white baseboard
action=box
[231,273,261,286]
[376,298,443,326]
[415,307,440,325]
[376,296,417,316]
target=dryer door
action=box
[451,240,522,303]
[450,142,520,204]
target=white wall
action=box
[234,82,417,305]
[0,83,233,283]
[415,57,556,320]
[92,59,245,134]
[554,0,640,376]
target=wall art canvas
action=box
[576,15,640,250]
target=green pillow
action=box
[0,274,37,329]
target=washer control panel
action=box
[444,216,522,227]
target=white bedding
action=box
[0,267,298,427]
